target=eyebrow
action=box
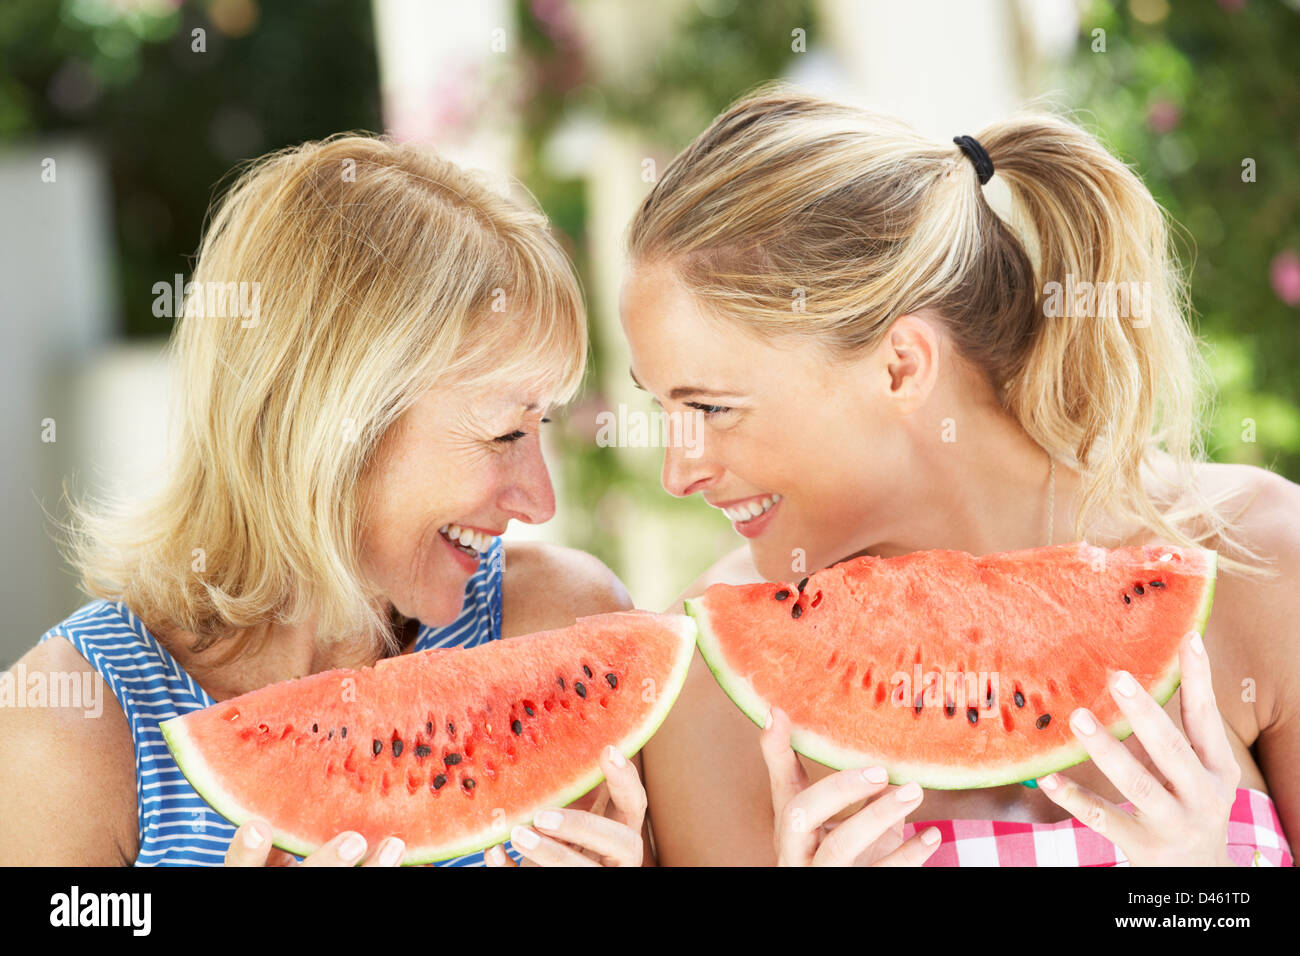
[629,368,740,401]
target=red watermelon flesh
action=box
[686,543,1216,789]
[162,611,696,863]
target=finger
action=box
[599,745,648,832]
[1177,632,1241,787]
[224,820,275,867]
[360,837,405,867]
[871,827,943,867]
[533,806,642,866]
[1069,701,1180,819]
[759,706,810,824]
[1037,772,1143,848]
[1106,667,1202,799]
[811,780,924,867]
[485,844,518,868]
[299,831,369,867]
[510,826,599,867]
[777,767,892,866]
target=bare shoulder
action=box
[500,541,635,639]
[1190,464,1300,727]
[0,636,137,864]
[666,544,764,613]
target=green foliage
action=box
[1058,0,1300,479]
[0,0,383,338]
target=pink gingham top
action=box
[902,787,1292,866]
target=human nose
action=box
[660,436,721,499]
[498,440,557,525]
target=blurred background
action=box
[2,0,1298,666]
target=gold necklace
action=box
[1047,456,1055,547]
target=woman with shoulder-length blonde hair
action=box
[0,134,649,867]
[624,85,1299,867]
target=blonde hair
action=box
[68,134,587,660]
[628,85,1261,572]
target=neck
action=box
[154,607,400,702]
[856,399,1078,560]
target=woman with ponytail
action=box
[625,86,1298,866]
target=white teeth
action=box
[440,522,494,555]
[722,494,780,523]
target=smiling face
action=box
[620,260,922,582]
[357,383,556,628]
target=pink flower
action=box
[1270,251,1300,306]
[1147,100,1181,134]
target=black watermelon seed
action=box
[327,729,333,739]
[557,677,566,690]
[944,699,956,718]
[605,673,617,689]
[426,721,433,735]
[966,707,979,725]
[432,774,447,790]
[797,577,809,592]
[312,723,318,733]
[1013,691,1025,708]
[392,740,403,757]
[913,694,924,715]
[1134,583,1145,595]
[447,722,455,737]
[445,753,462,766]
[791,604,803,619]
[372,739,382,756]
[1149,580,1165,588]
[341,727,347,739]
[774,589,791,601]
[582,665,593,678]
[575,682,587,698]
[415,745,431,758]
[463,778,476,790]
[512,720,523,736]
[524,705,534,717]
[985,685,994,708]
[1036,714,1051,730]
[1123,593,1131,604]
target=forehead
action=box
[619,260,766,393]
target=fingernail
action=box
[1040,774,1059,791]
[605,745,627,768]
[485,845,505,866]
[242,824,265,849]
[338,832,366,862]
[378,838,404,867]
[1113,670,1137,698]
[863,766,888,784]
[922,827,941,846]
[1070,709,1097,735]
[534,809,563,831]
[511,826,540,850]
[896,781,921,802]
[764,708,773,730]
[1190,632,1205,656]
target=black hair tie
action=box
[953,135,994,185]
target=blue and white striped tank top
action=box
[38,536,520,867]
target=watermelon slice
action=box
[686,543,1216,789]
[161,611,696,864]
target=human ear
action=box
[881,313,941,413]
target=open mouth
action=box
[719,493,782,524]
[438,523,495,559]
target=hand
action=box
[760,706,941,866]
[224,820,405,867]
[1037,631,1242,866]
[485,745,647,867]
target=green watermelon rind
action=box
[686,547,1217,791]
[161,613,699,865]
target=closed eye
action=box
[686,402,731,417]
[493,418,550,444]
